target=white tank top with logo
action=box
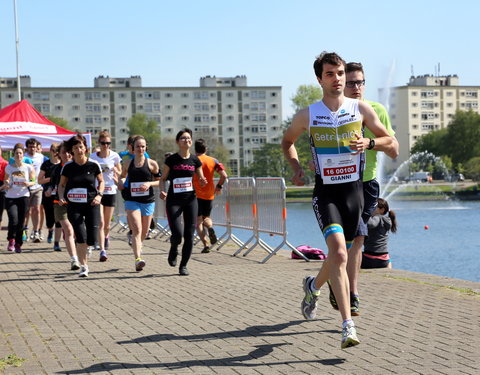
[309,98,363,185]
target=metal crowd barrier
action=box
[112,177,308,263]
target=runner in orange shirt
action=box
[192,139,228,253]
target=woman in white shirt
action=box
[89,131,121,261]
[1,144,36,252]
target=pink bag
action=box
[292,245,327,260]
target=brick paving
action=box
[0,229,479,374]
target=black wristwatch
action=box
[97,192,104,197]
[367,138,375,150]
[216,184,223,190]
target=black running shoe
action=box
[208,227,217,245]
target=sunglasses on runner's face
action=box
[100,141,111,145]
[345,80,365,88]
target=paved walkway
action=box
[1,229,479,375]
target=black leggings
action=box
[6,197,29,245]
[67,202,100,246]
[42,196,61,229]
[166,196,198,267]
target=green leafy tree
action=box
[410,128,448,157]
[127,113,161,161]
[445,110,480,165]
[244,144,289,177]
[46,115,74,131]
[465,157,480,181]
[291,85,323,112]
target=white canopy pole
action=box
[13,0,21,101]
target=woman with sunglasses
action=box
[160,128,207,276]
[89,131,121,261]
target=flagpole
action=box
[13,0,21,101]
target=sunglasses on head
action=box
[100,141,111,145]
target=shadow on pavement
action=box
[58,343,346,374]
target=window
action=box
[182,105,188,109]
[86,104,101,112]
[86,115,102,124]
[85,92,101,100]
[465,91,478,98]
[271,92,277,97]
[72,105,80,110]
[72,93,80,98]
[194,103,209,111]
[54,105,63,111]
[153,104,161,112]
[251,90,266,99]
[181,116,189,121]
[251,114,266,121]
[33,92,49,100]
[194,91,209,99]
[227,104,233,109]
[54,93,63,99]
[119,93,127,98]
[144,103,153,112]
[181,93,189,97]
[226,92,233,97]
[165,93,172,98]
[33,104,50,113]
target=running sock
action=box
[309,277,320,293]
[71,255,78,261]
[343,319,354,328]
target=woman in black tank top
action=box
[119,136,160,272]
[160,128,207,276]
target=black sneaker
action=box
[179,266,189,276]
[350,293,360,316]
[327,280,339,310]
[208,227,217,245]
[168,247,178,267]
[201,246,210,253]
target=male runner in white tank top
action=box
[282,51,395,348]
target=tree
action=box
[244,144,289,177]
[127,113,161,161]
[445,110,480,165]
[46,115,74,131]
[291,85,323,112]
[410,128,448,157]
[465,157,480,181]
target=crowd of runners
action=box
[0,128,227,278]
[1,51,399,351]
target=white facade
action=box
[379,74,480,168]
[0,75,282,176]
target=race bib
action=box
[173,177,193,193]
[67,188,88,203]
[12,176,26,186]
[318,154,360,184]
[131,182,149,197]
[104,186,112,192]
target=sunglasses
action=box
[100,141,111,146]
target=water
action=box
[282,200,480,283]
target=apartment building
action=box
[0,75,282,176]
[379,74,480,168]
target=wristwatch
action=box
[97,192,104,197]
[367,138,375,150]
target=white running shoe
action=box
[79,265,89,278]
[341,323,360,349]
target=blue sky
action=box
[0,0,477,120]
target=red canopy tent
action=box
[0,100,91,149]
